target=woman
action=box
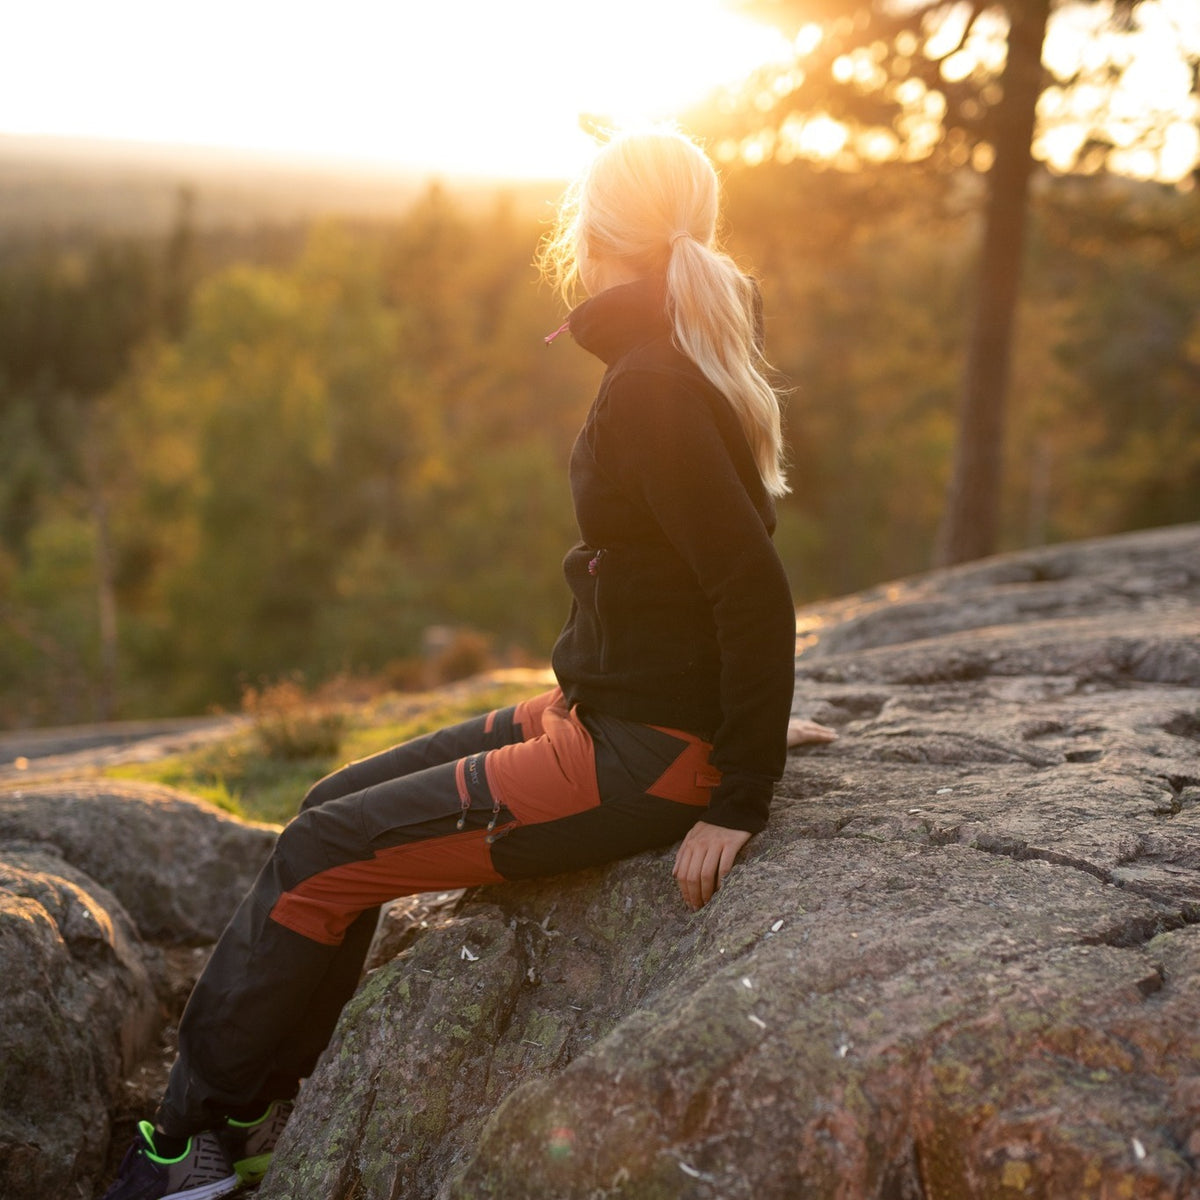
[102,127,800,1200]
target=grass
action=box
[105,678,546,826]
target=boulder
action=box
[0,847,157,1199]
[0,782,276,1199]
[260,524,1200,1199]
[0,780,276,943]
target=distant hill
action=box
[0,134,565,238]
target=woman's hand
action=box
[787,717,838,747]
[673,821,753,911]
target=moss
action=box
[522,1009,566,1046]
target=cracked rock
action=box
[255,524,1200,1199]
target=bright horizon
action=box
[4,1,1198,185]
[3,0,791,180]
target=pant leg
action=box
[158,693,715,1136]
[251,692,561,1095]
[487,707,718,879]
[158,693,555,1136]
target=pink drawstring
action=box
[544,320,570,345]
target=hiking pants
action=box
[158,687,718,1136]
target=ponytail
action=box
[540,128,790,498]
[666,236,788,497]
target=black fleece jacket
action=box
[550,278,796,833]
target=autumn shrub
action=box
[432,629,493,684]
[241,678,346,760]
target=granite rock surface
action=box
[259,524,1200,1200]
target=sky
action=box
[4,0,1198,184]
[1,0,790,179]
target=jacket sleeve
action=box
[595,369,796,833]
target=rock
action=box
[364,890,466,972]
[0,781,276,1200]
[260,524,1200,1200]
[0,847,157,1199]
[0,780,276,943]
[795,523,1200,663]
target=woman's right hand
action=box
[673,821,753,911]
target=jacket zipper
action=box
[588,547,608,671]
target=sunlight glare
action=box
[1161,121,1200,180]
[1,0,791,179]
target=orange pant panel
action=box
[269,827,507,946]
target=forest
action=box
[0,152,1197,726]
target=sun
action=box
[270,0,794,178]
[414,0,792,178]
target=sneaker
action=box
[101,1121,239,1200]
[220,1100,294,1185]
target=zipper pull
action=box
[587,548,606,576]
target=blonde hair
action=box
[539,128,789,498]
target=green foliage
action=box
[0,172,1197,725]
[0,513,103,724]
[89,199,590,713]
[724,162,1200,595]
[107,737,329,827]
[726,164,972,595]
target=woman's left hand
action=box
[788,717,838,746]
[673,821,753,911]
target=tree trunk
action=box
[934,0,1051,566]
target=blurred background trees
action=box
[1,163,1195,726]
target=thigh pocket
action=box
[587,711,720,809]
[356,760,476,843]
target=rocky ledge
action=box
[261,524,1200,1200]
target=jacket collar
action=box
[567,277,670,366]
